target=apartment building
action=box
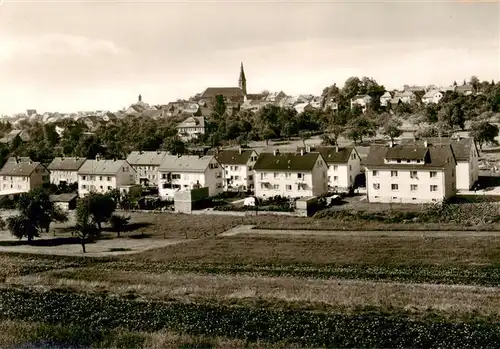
[158,155,223,200]
[77,159,136,197]
[47,157,86,186]
[215,148,259,191]
[253,151,328,199]
[126,150,170,187]
[401,136,479,190]
[364,142,457,204]
[0,158,50,194]
[314,146,361,191]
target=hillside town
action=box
[0,63,498,213]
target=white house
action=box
[456,85,475,96]
[158,155,223,200]
[0,158,50,195]
[364,142,457,204]
[422,90,444,104]
[401,136,479,190]
[126,151,170,187]
[253,151,328,199]
[380,91,392,107]
[215,148,259,191]
[301,146,361,191]
[394,91,417,104]
[47,157,86,186]
[77,159,136,197]
[176,117,207,141]
[350,95,372,112]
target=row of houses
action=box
[0,136,479,205]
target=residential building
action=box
[158,155,223,200]
[126,150,170,187]
[401,136,479,190]
[301,146,361,191]
[47,157,86,186]
[456,85,475,96]
[0,129,31,144]
[215,148,259,191]
[293,102,315,114]
[176,116,206,141]
[77,159,136,197]
[422,90,444,104]
[394,91,417,104]
[253,151,328,199]
[50,193,78,211]
[380,91,392,107]
[364,142,457,204]
[0,158,50,194]
[350,95,372,112]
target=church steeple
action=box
[238,62,247,96]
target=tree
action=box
[163,136,185,155]
[7,215,38,242]
[321,134,336,146]
[213,95,227,117]
[78,192,116,232]
[383,119,403,143]
[109,214,130,237]
[346,116,376,144]
[470,121,499,150]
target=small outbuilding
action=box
[49,193,78,211]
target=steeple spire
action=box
[238,62,247,96]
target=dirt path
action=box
[219,225,500,237]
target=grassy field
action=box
[2,212,500,347]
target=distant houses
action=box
[47,157,86,186]
[176,116,207,141]
[215,148,259,192]
[126,151,170,187]
[0,157,49,195]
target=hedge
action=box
[1,288,500,348]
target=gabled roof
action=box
[78,160,130,175]
[351,94,372,101]
[7,157,32,163]
[364,144,456,170]
[254,152,322,172]
[400,137,477,162]
[423,90,442,98]
[200,87,244,99]
[298,146,356,164]
[50,193,78,203]
[159,155,216,173]
[177,116,205,129]
[126,151,170,166]
[47,157,86,171]
[381,91,392,98]
[394,91,415,98]
[0,160,42,176]
[455,85,474,94]
[215,149,256,165]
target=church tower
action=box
[238,62,247,97]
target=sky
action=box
[0,0,499,115]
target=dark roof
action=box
[201,87,244,99]
[364,144,456,170]
[0,160,42,176]
[215,149,255,165]
[47,157,86,171]
[400,137,477,161]
[296,146,355,164]
[50,193,78,203]
[254,152,322,172]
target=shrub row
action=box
[1,288,500,348]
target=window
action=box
[391,171,398,177]
[172,174,181,179]
[260,183,268,189]
[397,159,401,163]
[82,176,86,180]
[333,165,338,171]
[410,171,418,179]
[417,159,421,163]
[107,186,112,190]
[430,171,437,178]
[273,184,279,190]
[82,185,87,189]
[297,173,303,179]
[234,166,239,171]
[261,173,267,179]
[90,176,95,181]
[2,176,5,180]
[391,184,399,191]
[334,176,338,181]
[373,183,380,190]
[285,173,291,179]
[274,173,279,178]
[235,176,241,180]
[349,165,352,171]
[351,153,356,160]
[430,185,438,192]
[107,176,111,181]
[410,184,418,191]
[452,169,455,177]
[286,185,292,191]
[99,176,103,181]
[99,185,103,190]
[248,175,253,180]
[248,166,252,171]
[372,170,378,176]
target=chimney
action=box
[306,144,311,153]
[424,141,428,147]
[300,149,304,156]
[273,149,279,156]
[335,146,339,153]
[96,153,101,161]
[238,147,242,154]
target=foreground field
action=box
[2,213,500,347]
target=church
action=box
[197,62,256,108]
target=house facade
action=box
[394,91,417,104]
[380,91,392,107]
[77,159,136,197]
[401,137,479,190]
[364,143,457,204]
[47,157,86,186]
[350,95,372,112]
[422,90,444,104]
[253,152,328,199]
[176,116,206,141]
[0,158,50,194]
[126,151,170,187]
[158,155,223,200]
[307,146,361,191]
[215,149,259,191]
